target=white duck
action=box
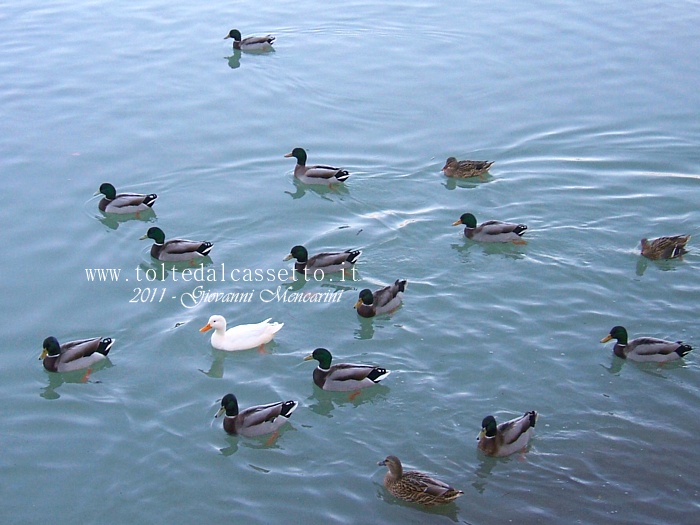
[199,315,283,351]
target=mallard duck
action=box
[95,182,157,214]
[600,325,692,362]
[303,348,390,392]
[441,157,493,179]
[477,411,538,457]
[199,315,283,351]
[224,29,275,51]
[354,279,407,318]
[378,455,463,506]
[640,235,690,260]
[40,336,114,372]
[284,245,361,275]
[284,147,350,185]
[215,393,297,437]
[453,212,527,244]
[139,227,213,261]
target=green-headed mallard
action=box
[215,393,297,437]
[600,325,692,362]
[284,245,361,275]
[453,212,527,244]
[477,411,538,457]
[200,315,283,352]
[40,335,114,373]
[284,147,350,185]
[640,235,690,260]
[224,29,275,51]
[441,157,493,179]
[139,227,213,261]
[95,182,157,214]
[354,279,406,318]
[303,347,390,392]
[378,455,463,506]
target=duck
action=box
[200,315,283,352]
[354,279,407,318]
[284,147,350,185]
[453,212,527,244]
[215,393,297,437]
[600,325,692,362]
[224,29,275,51]
[477,411,538,457]
[139,227,213,261]
[40,335,114,373]
[441,157,493,179]
[640,235,690,260]
[95,182,157,214]
[377,455,463,506]
[284,245,361,275]
[303,348,390,392]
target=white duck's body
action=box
[200,315,283,351]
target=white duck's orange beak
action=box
[199,323,212,333]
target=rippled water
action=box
[2,1,700,524]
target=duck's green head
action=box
[601,325,628,344]
[452,213,477,228]
[284,245,308,263]
[355,289,374,308]
[215,393,240,418]
[140,227,165,244]
[96,182,116,199]
[284,147,307,166]
[303,347,333,369]
[40,336,61,359]
[224,29,242,41]
[479,415,497,438]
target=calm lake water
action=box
[2,1,699,524]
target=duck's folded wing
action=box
[164,240,209,254]
[327,363,378,382]
[243,35,274,45]
[308,251,353,267]
[60,337,103,361]
[499,413,535,444]
[305,165,345,179]
[630,337,680,355]
[408,472,453,497]
[239,402,287,426]
[373,280,406,308]
[479,221,524,235]
[111,193,151,208]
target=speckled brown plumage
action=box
[640,235,690,260]
[378,455,463,506]
[441,157,493,178]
